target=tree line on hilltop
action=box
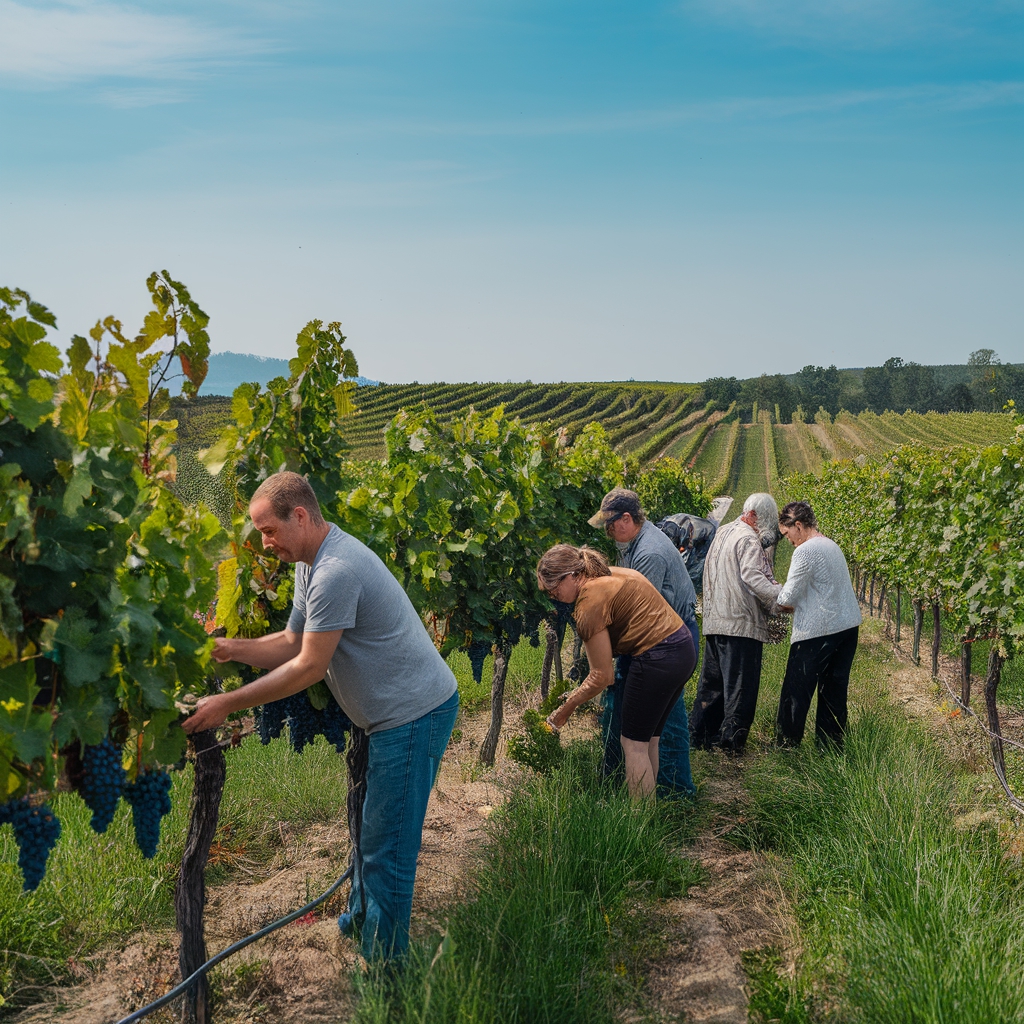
[704,349,1023,422]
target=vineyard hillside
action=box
[173,388,1017,526]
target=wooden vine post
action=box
[930,602,942,679]
[868,575,875,617]
[961,640,972,707]
[540,620,563,701]
[984,646,1006,776]
[175,729,227,1024]
[895,585,902,645]
[911,598,924,666]
[480,643,512,766]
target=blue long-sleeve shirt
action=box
[618,520,697,630]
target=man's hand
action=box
[212,638,236,663]
[182,693,231,734]
[183,629,343,737]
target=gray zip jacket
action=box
[701,519,782,642]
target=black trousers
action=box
[689,634,764,752]
[776,626,859,748]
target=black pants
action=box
[689,634,763,752]
[776,626,859,748]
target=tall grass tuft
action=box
[354,741,702,1024]
[741,647,1024,1024]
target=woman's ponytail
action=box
[536,543,611,591]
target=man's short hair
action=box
[587,488,646,529]
[250,471,325,527]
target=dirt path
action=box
[640,761,794,1024]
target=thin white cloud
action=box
[0,0,268,84]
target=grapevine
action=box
[0,277,223,895]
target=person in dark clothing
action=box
[774,501,861,747]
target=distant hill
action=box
[198,351,378,396]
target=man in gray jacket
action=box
[589,488,698,795]
[689,492,782,753]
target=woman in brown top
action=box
[537,544,697,799]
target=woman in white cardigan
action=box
[775,501,861,747]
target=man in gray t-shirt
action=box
[185,472,458,962]
[288,524,456,733]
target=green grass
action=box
[448,636,548,711]
[737,631,1024,1023]
[353,740,703,1024]
[0,732,347,1006]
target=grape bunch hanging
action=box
[0,799,62,891]
[79,736,128,834]
[122,768,174,860]
[256,690,352,753]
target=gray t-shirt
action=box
[287,525,457,733]
[618,520,698,628]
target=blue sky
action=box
[2,1,1022,383]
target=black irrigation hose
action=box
[113,862,354,1024]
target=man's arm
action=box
[548,629,614,730]
[737,535,782,612]
[212,630,302,670]
[183,630,343,734]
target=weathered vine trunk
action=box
[552,628,564,687]
[930,602,942,679]
[175,729,226,1024]
[984,647,1006,776]
[480,643,511,766]
[879,582,889,635]
[961,641,972,707]
[868,576,875,617]
[540,620,558,701]
[911,598,923,666]
[569,629,584,680]
[346,725,368,920]
[895,585,902,645]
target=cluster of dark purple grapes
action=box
[284,691,321,751]
[257,696,291,744]
[0,799,62,891]
[80,737,127,834]
[257,692,351,753]
[122,768,173,859]
[467,640,491,684]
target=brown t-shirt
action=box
[573,567,683,656]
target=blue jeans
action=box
[345,689,459,960]
[601,615,698,797]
